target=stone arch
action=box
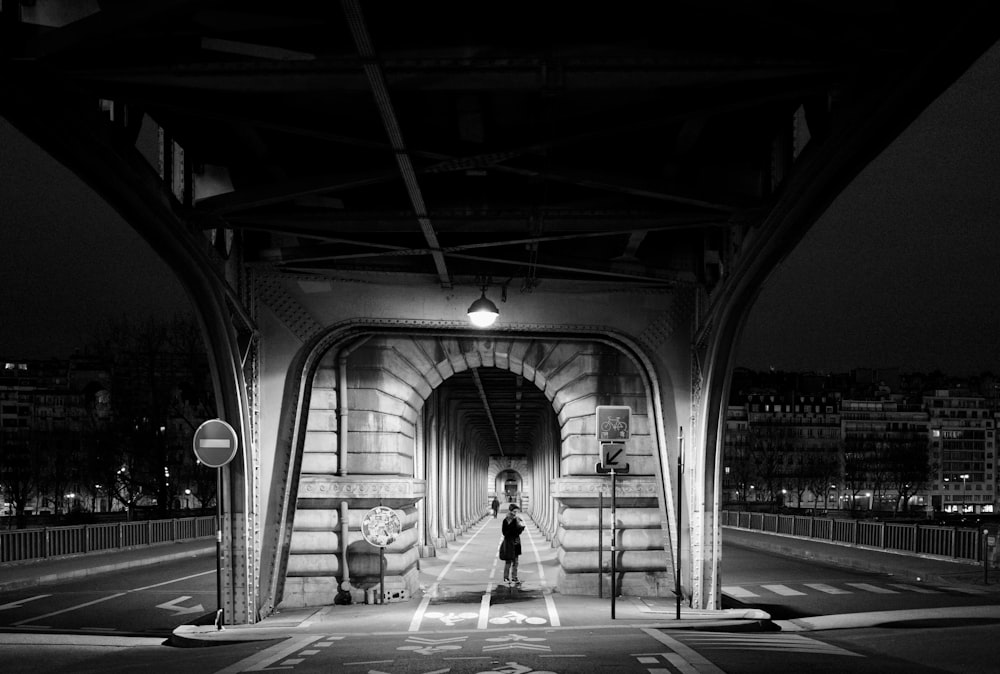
[279,331,674,608]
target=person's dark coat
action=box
[499,515,524,560]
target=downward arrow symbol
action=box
[156,596,205,616]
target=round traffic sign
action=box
[361,506,401,547]
[192,419,239,468]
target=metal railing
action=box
[721,510,986,563]
[0,516,216,564]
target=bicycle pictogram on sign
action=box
[596,405,631,440]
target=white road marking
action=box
[0,595,51,611]
[155,596,205,615]
[804,583,852,594]
[846,583,898,594]
[11,569,215,626]
[130,570,214,592]
[524,520,560,627]
[409,519,493,632]
[213,635,325,673]
[641,629,727,674]
[721,585,758,598]
[761,584,807,596]
[680,632,864,657]
[887,583,941,594]
[13,593,127,625]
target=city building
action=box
[725,371,1000,515]
[840,398,929,513]
[925,389,996,514]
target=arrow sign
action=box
[156,596,205,616]
[601,442,625,466]
[0,594,50,611]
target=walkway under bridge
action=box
[2,2,997,625]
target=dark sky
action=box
[0,120,190,359]
[1,42,999,374]
[736,41,1000,377]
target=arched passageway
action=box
[496,469,523,506]
[276,333,675,608]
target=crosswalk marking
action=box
[724,580,997,600]
[803,583,852,594]
[761,584,807,596]
[721,585,759,598]
[846,583,898,594]
[678,632,864,657]
[887,583,941,594]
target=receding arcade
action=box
[274,333,675,608]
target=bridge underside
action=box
[2,2,996,623]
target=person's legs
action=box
[503,560,512,581]
[510,557,519,582]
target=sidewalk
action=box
[722,526,997,587]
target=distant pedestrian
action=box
[499,504,525,583]
[491,497,500,518]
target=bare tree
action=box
[87,312,214,518]
[748,426,788,509]
[0,429,39,529]
[844,438,875,513]
[885,436,933,513]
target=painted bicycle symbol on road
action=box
[477,662,556,674]
[489,610,547,625]
[424,610,478,626]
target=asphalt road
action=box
[719,542,1000,620]
[0,553,216,637]
[2,538,999,673]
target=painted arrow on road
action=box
[0,595,50,611]
[156,596,205,616]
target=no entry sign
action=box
[192,419,238,468]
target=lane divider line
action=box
[409,518,493,632]
[478,554,501,629]
[524,516,560,627]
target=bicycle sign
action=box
[596,405,631,440]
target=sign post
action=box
[598,492,604,599]
[595,405,631,619]
[361,505,401,604]
[192,419,239,630]
[676,427,683,620]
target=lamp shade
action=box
[467,292,499,327]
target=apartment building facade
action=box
[925,389,996,514]
[725,377,999,515]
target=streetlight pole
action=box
[960,473,970,513]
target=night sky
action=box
[736,40,1000,377]
[1,41,999,375]
[0,120,190,359]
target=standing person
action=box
[499,504,525,583]
[491,496,500,518]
